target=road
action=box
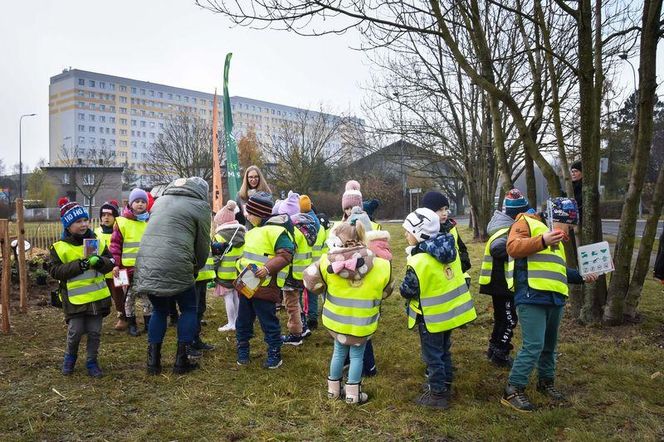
[601,219,663,238]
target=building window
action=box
[131,119,137,126]
[110,139,116,146]
[89,126,95,132]
[132,152,137,159]
[78,113,85,120]
[109,106,115,112]
[109,83,115,91]
[120,140,127,147]
[140,121,146,128]
[89,114,96,121]
[140,89,145,95]
[99,104,105,111]
[78,79,85,86]
[78,101,85,108]
[100,138,106,146]
[149,132,155,139]
[100,116,105,123]
[176,94,181,101]
[99,82,105,89]
[78,124,85,131]
[131,87,137,94]
[90,103,96,110]
[109,117,116,123]
[120,107,127,114]
[78,136,85,144]
[84,196,95,207]
[120,129,127,135]
[120,96,127,103]
[89,137,95,144]
[131,141,137,148]
[149,121,155,128]
[120,118,127,125]
[62,173,70,184]
[111,128,116,135]
[89,80,95,87]
[149,90,154,97]
[184,96,189,103]
[158,91,163,98]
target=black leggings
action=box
[490,296,518,351]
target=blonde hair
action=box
[238,165,271,201]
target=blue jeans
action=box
[236,295,281,350]
[419,323,453,394]
[329,340,367,384]
[194,281,208,339]
[148,286,198,344]
[508,304,563,387]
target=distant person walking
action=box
[570,161,583,224]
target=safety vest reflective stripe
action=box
[325,293,381,309]
[407,251,477,332]
[523,216,569,296]
[116,217,147,267]
[196,252,216,281]
[312,226,326,262]
[69,279,108,297]
[216,247,243,281]
[322,307,380,326]
[238,224,289,288]
[291,228,312,281]
[52,241,110,305]
[419,283,469,308]
[478,227,514,289]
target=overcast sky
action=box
[0,0,371,171]
[0,0,660,172]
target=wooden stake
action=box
[1,219,11,333]
[16,199,28,313]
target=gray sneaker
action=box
[501,384,536,412]
[415,389,450,409]
[537,379,567,403]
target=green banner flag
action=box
[223,53,242,198]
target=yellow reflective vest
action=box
[370,221,382,231]
[478,227,514,290]
[238,224,289,288]
[94,226,114,279]
[52,241,111,305]
[522,216,569,296]
[196,247,216,282]
[311,226,326,263]
[214,233,243,282]
[406,251,477,333]
[115,216,148,267]
[320,253,391,337]
[291,228,313,280]
[449,226,471,281]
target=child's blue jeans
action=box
[329,339,367,384]
[236,295,281,350]
[419,322,453,394]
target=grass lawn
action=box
[1,225,663,441]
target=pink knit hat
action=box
[275,191,301,217]
[214,200,237,226]
[342,180,363,210]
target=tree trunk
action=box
[524,151,537,210]
[624,163,664,319]
[604,0,662,324]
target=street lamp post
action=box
[18,113,37,198]
[620,53,641,217]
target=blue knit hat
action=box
[129,188,149,205]
[503,188,530,219]
[58,197,89,229]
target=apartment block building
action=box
[49,68,358,174]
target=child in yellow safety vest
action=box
[400,207,477,409]
[235,192,294,369]
[213,200,246,333]
[94,199,127,331]
[50,198,116,377]
[304,222,393,404]
[110,188,151,337]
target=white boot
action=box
[345,383,368,404]
[327,378,344,399]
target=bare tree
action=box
[145,111,213,185]
[58,144,117,215]
[261,107,356,193]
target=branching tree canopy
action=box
[238,126,265,170]
[261,107,358,193]
[146,111,213,185]
[58,144,117,214]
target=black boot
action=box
[143,315,151,333]
[127,316,140,337]
[173,342,199,374]
[192,336,215,351]
[489,347,513,368]
[537,379,567,403]
[147,343,162,375]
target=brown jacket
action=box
[253,248,293,303]
[507,213,547,259]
